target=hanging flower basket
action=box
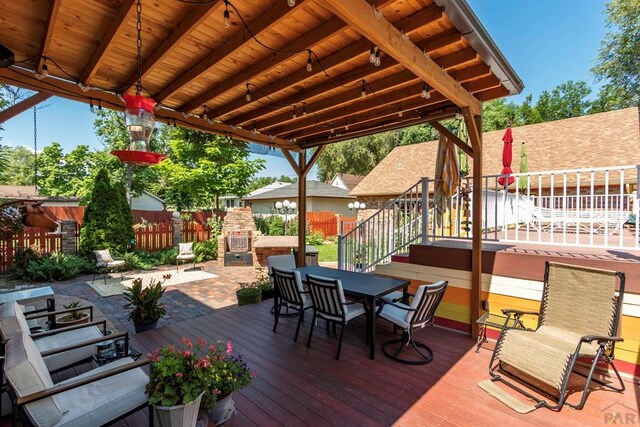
[111,150,166,165]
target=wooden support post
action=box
[297,150,307,267]
[464,108,483,338]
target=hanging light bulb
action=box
[292,106,297,119]
[202,105,208,120]
[306,50,313,72]
[223,1,230,28]
[421,84,431,99]
[369,46,376,63]
[302,102,307,116]
[330,127,334,134]
[251,123,257,135]
[345,120,349,131]
[98,100,103,111]
[245,83,251,102]
[287,0,295,6]
[456,111,463,120]
[41,62,49,78]
[398,106,403,118]
[89,99,95,114]
[360,80,366,98]
[374,49,381,66]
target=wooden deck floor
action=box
[119,299,639,427]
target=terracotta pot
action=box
[55,313,89,328]
[206,393,235,425]
[153,391,204,427]
[236,290,261,306]
[134,320,158,333]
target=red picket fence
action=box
[340,217,358,235]
[307,212,337,238]
[134,222,173,252]
[183,221,213,243]
[0,228,63,274]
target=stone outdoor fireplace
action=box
[218,208,256,267]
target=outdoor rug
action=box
[87,269,218,297]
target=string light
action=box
[456,111,463,120]
[77,82,90,93]
[245,83,251,101]
[398,106,403,118]
[251,122,257,135]
[202,105,208,120]
[344,120,349,131]
[421,84,431,99]
[302,102,307,116]
[292,106,297,119]
[35,58,49,80]
[182,112,190,119]
[374,49,381,66]
[89,98,95,113]
[369,46,376,63]
[223,1,230,28]
[306,50,313,72]
[360,80,366,98]
[287,0,295,6]
[97,100,102,111]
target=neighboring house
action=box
[351,107,640,206]
[243,180,356,217]
[131,191,165,211]
[0,185,80,206]
[219,182,291,211]
[328,173,365,191]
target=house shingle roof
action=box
[243,180,355,201]
[332,173,365,191]
[351,107,640,197]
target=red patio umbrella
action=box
[497,127,515,187]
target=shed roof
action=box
[243,180,355,200]
[0,0,521,151]
[331,173,365,190]
[351,107,640,196]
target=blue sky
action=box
[1,0,608,180]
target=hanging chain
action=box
[33,107,38,192]
[135,0,143,95]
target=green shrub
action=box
[268,216,285,236]
[253,215,270,235]
[158,248,177,265]
[194,239,217,262]
[306,231,325,246]
[123,248,177,270]
[23,252,94,281]
[12,247,44,277]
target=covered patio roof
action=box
[0,0,522,151]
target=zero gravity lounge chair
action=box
[481,262,626,412]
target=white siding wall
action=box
[248,197,353,216]
[131,193,164,211]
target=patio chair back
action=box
[267,255,296,287]
[306,274,346,322]
[272,267,307,307]
[541,262,623,340]
[407,281,447,328]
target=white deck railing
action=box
[338,165,640,271]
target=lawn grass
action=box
[316,242,337,262]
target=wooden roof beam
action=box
[0,67,294,150]
[155,0,307,104]
[430,121,474,157]
[210,5,447,121]
[176,0,400,113]
[255,47,478,132]
[120,0,223,93]
[324,0,483,115]
[36,0,61,74]
[79,0,137,84]
[0,92,52,124]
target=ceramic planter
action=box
[134,319,158,333]
[55,312,89,328]
[206,393,235,425]
[153,392,204,427]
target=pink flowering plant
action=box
[146,337,254,409]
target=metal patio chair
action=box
[378,281,448,365]
[485,261,626,411]
[176,242,196,272]
[305,274,367,360]
[271,267,313,342]
[91,249,125,285]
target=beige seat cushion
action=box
[93,250,114,267]
[178,242,194,255]
[4,333,66,427]
[53,357,149,427]
[35,326,102,372]
[0,302,31,341]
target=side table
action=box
[93,347,142,366]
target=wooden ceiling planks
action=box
[0,0,521,150]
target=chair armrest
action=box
[343,298,366,306]
[384,301,416,311]
[30,320,107,339]
[39,331,127,357]
[501,309,539,317]
[17,358,149,405]
[581,335,624,344]
[26,306,94,322]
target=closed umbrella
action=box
[457,119,470,177]
[497,127,515,187]
[434,134,460,225]
[518,142,528,192]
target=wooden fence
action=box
[183,221,213,243]
[306,212,357,238]
[0,228,63,274]
[134,222,173,252]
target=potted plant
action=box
[201,340,254,425]
[255,269,274,301]
[55,300,90,327]
[123,274,170,332]
[236,281,261,306]
[147,338,210,427]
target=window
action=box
[225,199,235,208]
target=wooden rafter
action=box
[0,67,294,150]
[177,0,401,112]
[79,0,137,84]
[217,7,449,124]
[281,148,301,175]
[324,0,482,115]
[120,0,223,93]
[155,0,306,104]
[255,48,481,133]
[36,0,61,74]
[0,92,52,124]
